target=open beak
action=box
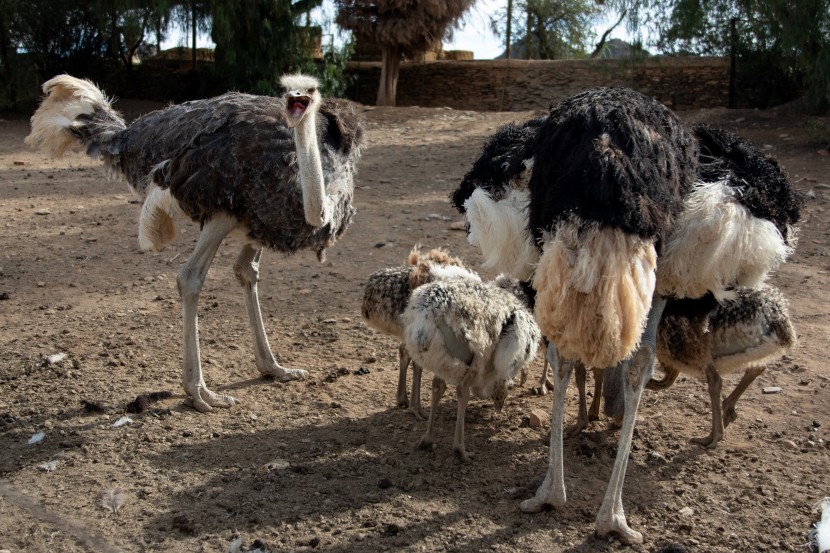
[285,91,311,126]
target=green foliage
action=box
[303,38,355,98]
[490,0,605,59]
[648,0,830,112]
[210,0,323,95]
[806,117,830,147]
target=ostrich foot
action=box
[723,406,738,427]
[532,378,554,395]
[408,404,429,421]
[691,431,723,448]
[258,362,309,382]
[416,437,436,452]
[520,478,566,513]
[595,513,643,545]
[566,414,590,436]
[186,385,239,413]
[453,447,472,463]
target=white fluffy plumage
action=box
[812,497,830,553]
[657,180,794,300]
[463,187,538,280]
[403,276,541,461]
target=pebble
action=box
[528,409,549,429]
[762,386,782,394]
[266,459,290,471]
[781,439,799,450]
[679,506,694,516]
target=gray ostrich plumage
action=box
[26,74,364,412]
[649,285,795,447]
[402,275,541,462]
[361,246,480,419]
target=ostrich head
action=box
[281,74,322,128]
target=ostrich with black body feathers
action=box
[26,74,364,412]
[451,88,800,544]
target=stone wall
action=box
[346,56,731,111]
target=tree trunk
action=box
[191,1,197,70]
[505,0,512,59]
[377,44,401,106]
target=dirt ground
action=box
[1,96,829,553]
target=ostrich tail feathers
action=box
[533,221,656,368]
[25,74,126,159]
[138,186,183,251]
[463,187,538,280]
[657,181,792,299]
[810,497,830,553]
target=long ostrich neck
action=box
[295,109,327,227]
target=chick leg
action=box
[691,363,724,448]
[417,376,447,451]
[453,383,472,462]
[396,343,410,408]
[722,366,765,427]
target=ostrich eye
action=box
[308,87,317,94]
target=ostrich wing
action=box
[435,318,475,366]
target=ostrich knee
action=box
[233,245,261,288]
[177,266,206,304]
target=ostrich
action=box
[453,118,802,442]
[646,285,796,447]
[573,285,796,440]
[456,88,800,544]
[361,246,481,419]
[25,74,364,412]
[402,275,541,462]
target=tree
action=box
[210,0,323,95]
[334,0,475,106]
[490,0,604,59]
[649,0,830,112]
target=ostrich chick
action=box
[26,74,364,412]
[402,276,541,461]
[361,246,481,419]
[648,285,796,447]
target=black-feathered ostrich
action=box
[451,88,800,543]
[524,92,801,544]
[26,74,364,412]
[362,246,481,419]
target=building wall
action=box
[347,57,731,111]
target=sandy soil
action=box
[1,98,829,553]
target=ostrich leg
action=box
[178,214,241,412]
[409,360,428,421]
[534,337,554,395]
[691,364,724,448]
[452,382,473,462]
[417,376,447,451]
[722,366,765,427]
[567,361,600,435]
[588,368,604,422]
[594,295,667,545]
[396,345,427,420]
[233,243,308,381]
[396,344,411,408]
[521,344,576,511]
